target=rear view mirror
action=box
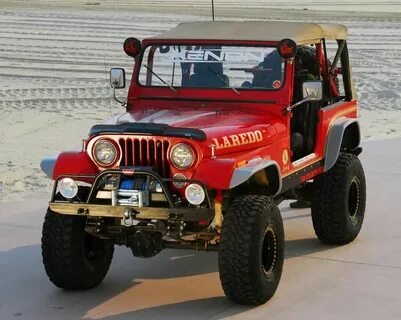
[110,68,126,89]
[303,80,323,101]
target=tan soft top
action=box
[148,21,347,45]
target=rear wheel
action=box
[312,153,366,244]
[42,209,114,290]
[218,195,284,305]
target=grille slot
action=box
[119,137,170,177]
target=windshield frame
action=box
[136,41,287,92]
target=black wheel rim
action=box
[262,226,277,277]
[348,177,360,219]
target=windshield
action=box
[139,45,285,90]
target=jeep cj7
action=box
[41,21,366,305]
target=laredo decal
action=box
[212,130,263,150]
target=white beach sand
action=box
[0,1,400,201]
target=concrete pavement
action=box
[0,138,400,319]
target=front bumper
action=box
[49,202,214,221]
[50,168,214,222]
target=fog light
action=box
[185,183,205,205]
[59,178,78,199]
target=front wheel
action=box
[312,153,366,244]
[41,210,114,290]
[218,195,284,305]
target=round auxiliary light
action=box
[185,183,205,206]
[93,140,117,166]
[173,173,187,189]
[123,37,142,58]
[278,38,297,59]
[170,143,195,169]
[59,178,78,199]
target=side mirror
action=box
[110,68,126,89]
[303,80,323,101]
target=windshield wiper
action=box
[207,66,240,95]
[143,64,176,93]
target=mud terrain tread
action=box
[312,153,366,244]
[42,209,114,290]
[219,195,284,305]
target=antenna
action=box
[211,0,215,21]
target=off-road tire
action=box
[42,209,114,290]
[312,153,366,244]
[218,195,284,305]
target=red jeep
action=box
[41,21,366,305]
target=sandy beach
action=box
[0,1,400,201]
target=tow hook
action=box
[123,208,137,226]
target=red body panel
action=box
[52,152,99,181]
[102,108,282,157]
[82,107,285,189]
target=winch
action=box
[95,175,165,207]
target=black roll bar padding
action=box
[322,38,332,101]
[339,41,353,101]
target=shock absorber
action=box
[214,190,223,231]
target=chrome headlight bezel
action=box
[170,143,195,170]
[93,139,118,166]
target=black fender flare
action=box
[229,157,282,196]
[324,117,361,171]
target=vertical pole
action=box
[212,0,215,21]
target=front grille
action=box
[118,137,170,177]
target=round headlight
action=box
[94,140,117,166]
[59,178,78,199]
[185,183,205,205]
[170,143,195,169]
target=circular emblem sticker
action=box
[272,80,281,89]
[282,149,289,165]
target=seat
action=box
[252,51,282,88]
[188,62,229,88]
[290,48,318,160]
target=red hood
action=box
[103,108,278,154]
